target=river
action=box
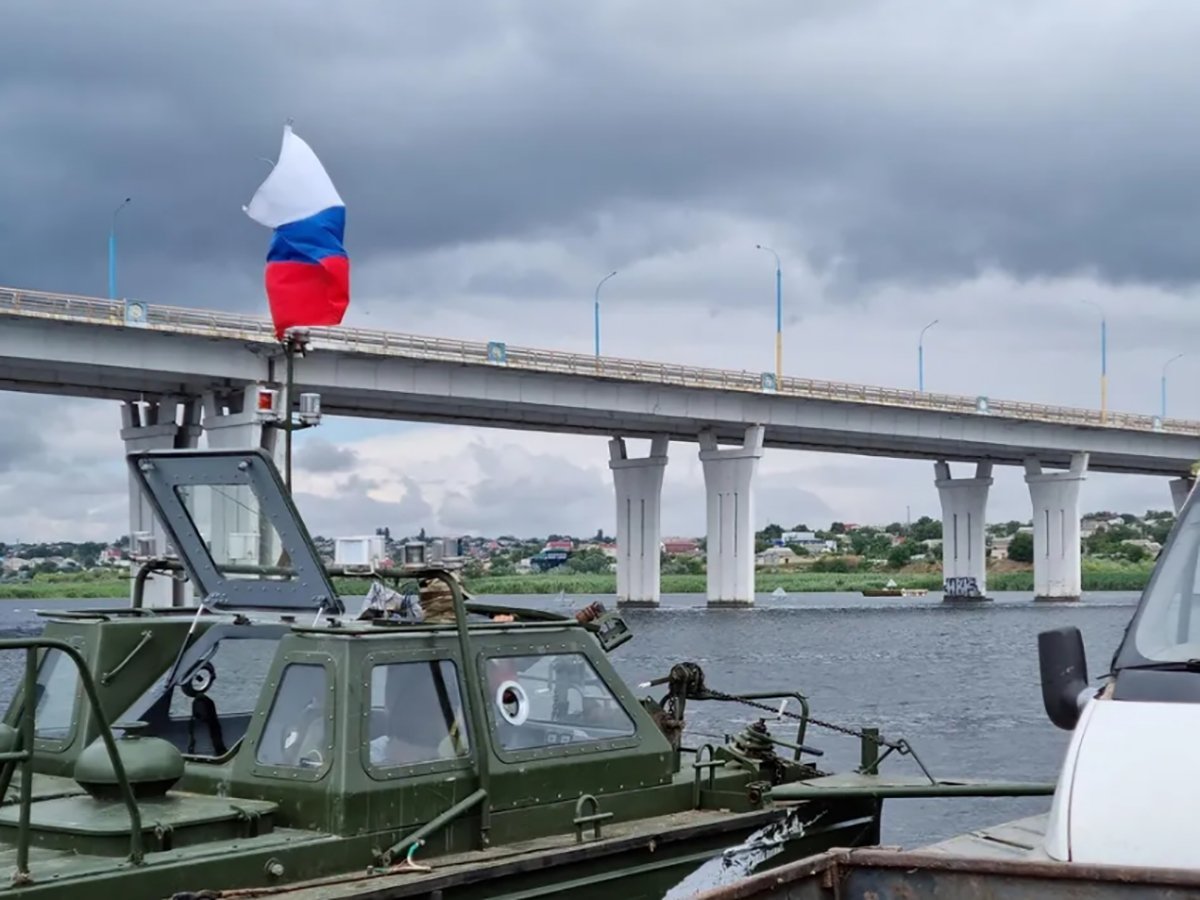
[0,590,1135,848]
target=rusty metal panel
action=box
[692,849,1200,899]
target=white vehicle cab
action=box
[1039,486,1200,868]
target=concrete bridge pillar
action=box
[200,388,285,573]
[934,460,993,600]
[699,425,765,607]
[201,387,281,455]
[120,397,202,607]
[609,436,668,608]
[1025,453,1088,601]
[1170,476,1195,515]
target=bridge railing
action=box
[0,285,1194,436]
[299,321,1185,434]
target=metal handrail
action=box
[1,285,1196,436]
[0,638,144,878]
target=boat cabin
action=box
[8,448,680,845]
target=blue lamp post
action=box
[918,319,938,391]
[755,244,783,383]
[593,270,617,359]
[1162,353,1185,420]
[108,197,132,300]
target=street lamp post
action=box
[755,244,783,383]
[593,270,617,359]
[1080,300,1108,423]
[918,319,938,392]
[108,197,132,300]
[1162,353,1185,420]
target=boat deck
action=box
[921,813,1051,862]
[278,807,790,899]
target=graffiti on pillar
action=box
[944,575,982,598]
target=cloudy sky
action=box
[4,0,1200,542]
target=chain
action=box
[697,687,896,748]
[696,686,936,783]
[652,662,936,782]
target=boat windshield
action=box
[175,483,292,581]
[1130,497,1200,662]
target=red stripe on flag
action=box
[265,256,350,338]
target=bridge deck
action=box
[2,285,1197,476]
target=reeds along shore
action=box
[0,559,1154,600]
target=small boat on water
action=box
[861,579,928,598]
[0,446,1027,899]
[702,463,1200,898]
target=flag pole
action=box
[284,336,295,491]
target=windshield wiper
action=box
[1116,659,1200,673]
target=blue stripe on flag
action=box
[267,206,346,264]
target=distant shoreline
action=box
[0,562,1153,600]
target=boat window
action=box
[173,483,293,582]
[1134,502,1200,661]
[33,649,79,741]
[485,653,634,751]
[257,664,330,768]
[366,660,469,768]
[120,635,279,758]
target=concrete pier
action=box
[609,436,668,608]
[1025,453,1088,601]
[120,397,202,607]
[935,460,993,600]
[699,425,764,607]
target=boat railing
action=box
[0,638,145,881]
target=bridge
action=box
[1,285,1196,606]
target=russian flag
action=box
[244,125,349,338]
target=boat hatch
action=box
[128,448,341,613]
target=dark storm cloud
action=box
[5,0,1200,310]
[295,437,358,474]
[0,416,46,472]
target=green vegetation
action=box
[0,578,130,599]
[1007,531,1034,563]
[0,560,1157,600]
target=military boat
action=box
[0,447,920,899]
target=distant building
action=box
[662,538,701,556]
[756,547,800,568]
[530,548,571,572]
[990,536,1012,560]
[1122,538,1161,556]
[779,532,830,553]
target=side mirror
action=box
[1038,626,1090,730]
